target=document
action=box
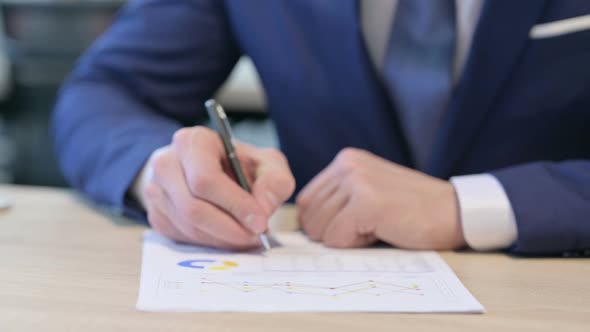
[137,231,484,313]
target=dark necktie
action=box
[383,0,456,168]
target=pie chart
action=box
[177,259,239,271]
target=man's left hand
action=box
[296,148,467,250]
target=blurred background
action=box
[0,0,274,188]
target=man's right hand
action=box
[134,126,295,250]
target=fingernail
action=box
[265,191,279,210]
[245,213,266,234]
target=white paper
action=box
[137,231,484,313]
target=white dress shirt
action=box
[361,0,518,250]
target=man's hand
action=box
[135,126,295,250]
[297,148,466,250]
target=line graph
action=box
[198,277,424,298]
[158,273,435,300]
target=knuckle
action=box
[173,126,217,150]
[172,127,192,146]
[264,148,287,162]
[336,147,362,161]
[151,145,169,157]
[189,174,213,196]
[334,148,362,174]
[149,150,172,176]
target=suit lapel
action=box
[426,0,548,177]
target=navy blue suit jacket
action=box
[53,0,590,255]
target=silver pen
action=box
[205,99,272,250]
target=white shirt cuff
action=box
[450,174,518,251]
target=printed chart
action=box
[137,231,484,313]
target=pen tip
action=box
[204,99,216,108]
[260,234,272,251]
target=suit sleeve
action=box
[52,0,241,219]
[492,161,590,256]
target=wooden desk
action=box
[1,185,589,332]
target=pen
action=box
[205,99,272,251]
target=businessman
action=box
[53,0,590,255]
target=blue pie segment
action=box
[177,259,216,269]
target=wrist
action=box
[442,182,468,249]
[132,164,149,210]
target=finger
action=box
[173,129,269,234]
[296,147,365,209]
[239,145,295,215]
[154,201,253,250]
[298,175,339,234]
[300,184,349,241]
[298,174,339,224]
[321,205,378,248]
[170,199,261,250]
[144,183,193,243]
[299,148,399,211]
[150,149,261,249]
[187,167,269,234]
[296,162,338,210]
[144,180,245,249]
